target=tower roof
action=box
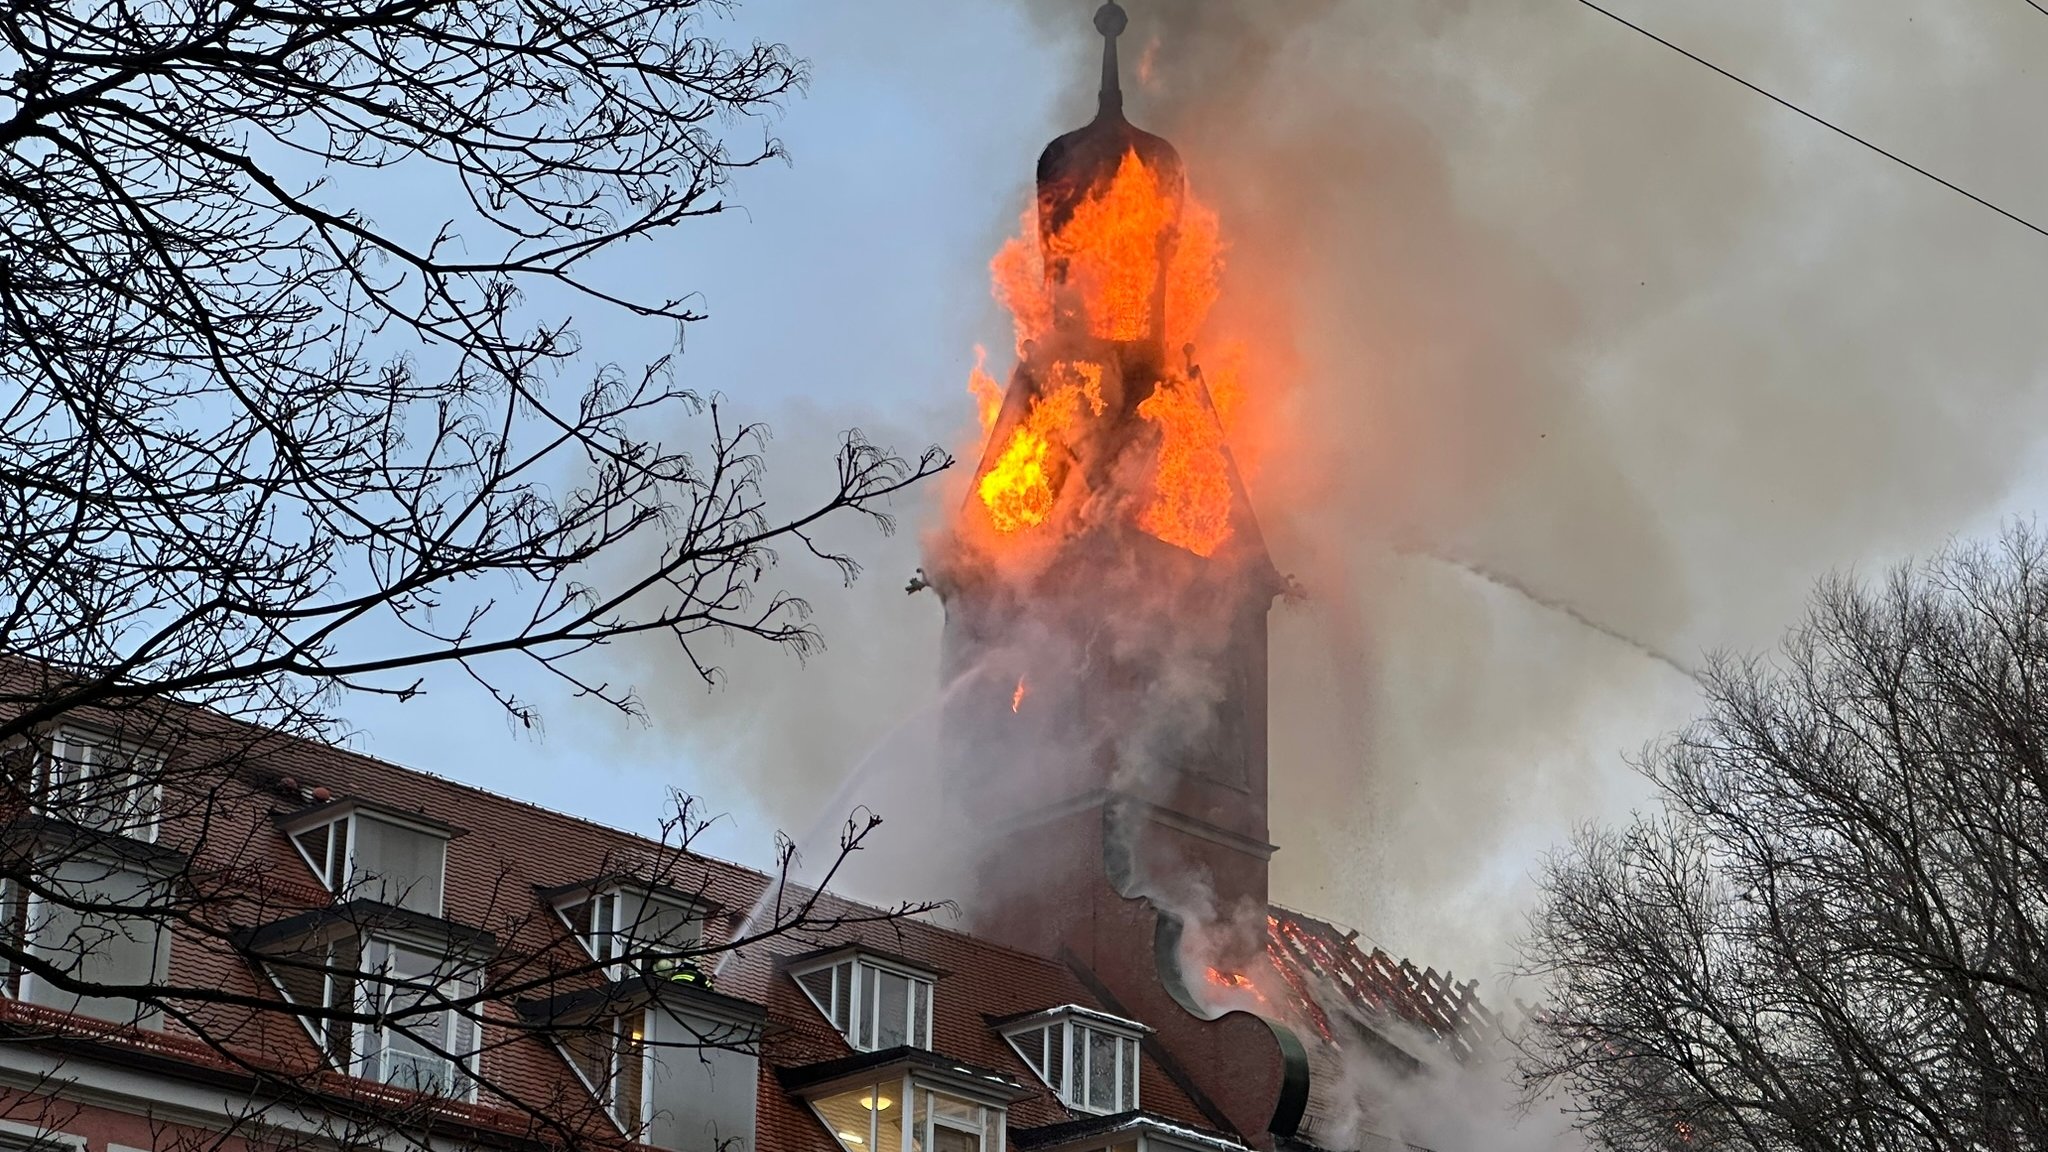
[1036,2,1183,240]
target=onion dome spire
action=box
[1096,1,1129,119]
[1035,2,1186,354]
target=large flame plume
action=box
[963,149,1257,562]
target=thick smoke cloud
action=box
[1005,0,2048,986]
[620,0,2048,1002]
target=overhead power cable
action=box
[1570,0,2048,243]
[2025,0,2048,17]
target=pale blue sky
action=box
[332,2,1071,868]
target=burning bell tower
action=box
[934,1,1286,990]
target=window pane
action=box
[1086,1028,1117,1110]
[329,816,351,888]
[797,966,838,1024]
[1069,1025,1085,1102]
[370,942,468,1096]
[50,736,158,839]
[874,968,911,1049]
[349,815,446,915]
[833,961,852,1032]
[918,980,933,1049]
[1010,1026,1045,1077]
[592,893,618,962]
[294,823,331,883]
[1122,1037,1138,1108]
[814,1082,899,1152]
[622,892,699,948]
[1046,1023,1065,1096]
[928,1093,984,1152]
[23,857,170,1028]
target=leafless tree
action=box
[1518,525,2048,1152]
[0,0,948,744]
[0,690,939,1151]
[0,1,947,1147]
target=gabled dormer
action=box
[540,875,712,984]
[279,797,454,917]
[237,900,496,1100]
[789,946,939,1053]
[38,725,163,843]
[998,1006,1147,1115]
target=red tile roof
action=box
[10,712,1225,1150]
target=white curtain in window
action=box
[349,817,445,915]
[22,857,170,1029]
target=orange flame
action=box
[991,213,1052,357]
[1138,377,1234,557]
[968,345,1003,434]
[976,362,1105,534]
[1045,151,1179,343]
[1011,677,1028,713]
[969,149,1250,557]
[1204,967,1271,1007]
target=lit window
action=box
[353,937,481,1100]
[809,1080,1004,1152]
[552,884,705,983]
[793,954,934,1052]
[1002,1009,1143,1114]
[285,804,448,916]
[43,729,161,843]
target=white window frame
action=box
[13,852,173,1030]
[43,727,162,844]
[286,812,355,893]
[916,1085,1001,1152]
[552,885,703,983]
[792,953,935,1052]
[350,936,481,1102]
[807,1074,1006,1152]
[1001,1013,1143,1115]
[0,1119,87,1151]
[286,807,447,916]
[550,1009,634,1132]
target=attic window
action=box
[806,1076,1010,1152]
[1001,1008,1144,1115]
[353,937,482,1099]
[792,952,935,1052]
[239,902,495,1101]
[550,882,706,983]
[41,728,162,843]
[285,803,449,917]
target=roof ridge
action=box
[275,726,782,884]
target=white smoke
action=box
[618,0,2048,999]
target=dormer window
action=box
[791,949,936,1052]
[791,1050,1030,1152]
[238,901,493,1102]
[1000,1007,1145,1115]
[547,880,707,982]
[41,728,162,843]
[282,800,452,917]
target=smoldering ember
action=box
[6,2,2048,1152]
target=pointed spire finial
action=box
[1095,2,1128,120]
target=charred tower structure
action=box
[935,4,1302,1139]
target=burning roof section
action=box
[1263,908,1500,1065]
